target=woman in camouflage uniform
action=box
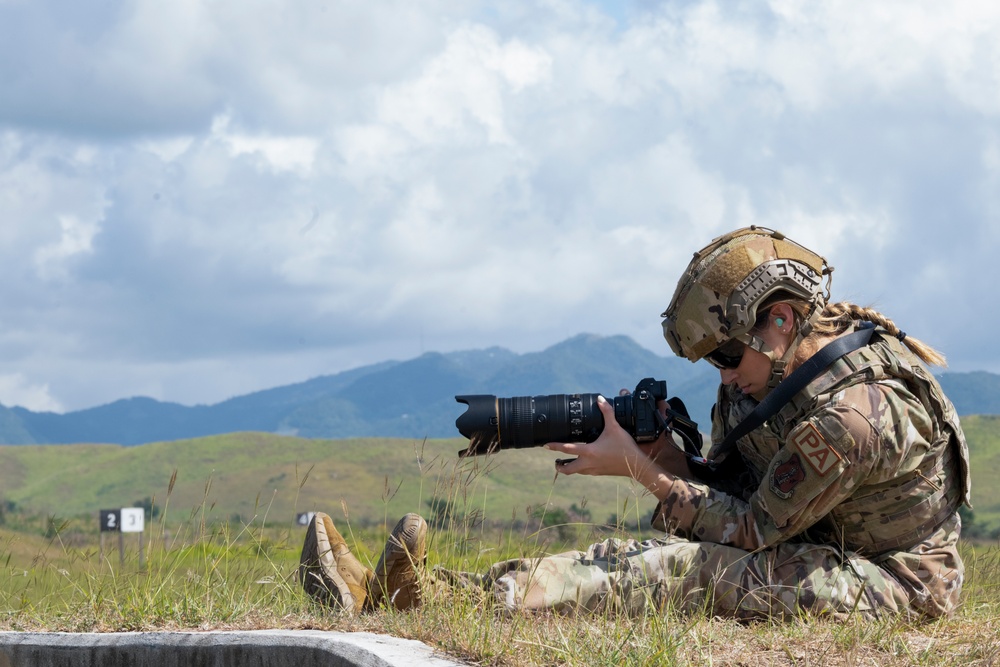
[498,226,970,620]
[302,226,970,621]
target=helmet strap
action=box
[765,339,798,390]
[762,305,822,391]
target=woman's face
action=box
[718,346,774,399]
[718,305,795,399]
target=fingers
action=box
[545,442,584,474]
[546,395,647,478]
[547,395,637,477]
[545,440,588,475]
[543,395,614,453]
[544,441,582,455]
[596,393,615,416]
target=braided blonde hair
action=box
[780,300,947,367]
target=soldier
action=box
[301,226,970,620]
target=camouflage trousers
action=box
[469,535,914,620]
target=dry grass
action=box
[3,516,1000,666]
[3,456,1000,666]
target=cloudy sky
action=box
[1,0,998,413]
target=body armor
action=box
[713,326,970,556]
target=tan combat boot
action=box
[298,512,373,613]
[366,513,428,611]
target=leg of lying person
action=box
[485,535,912,620]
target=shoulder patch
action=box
[770,452,806,499]
[791,422,843,476]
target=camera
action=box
[454,377,669,457]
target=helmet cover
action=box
[661,227,830,362]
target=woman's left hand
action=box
[544,395,661,480]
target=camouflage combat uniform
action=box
[473,326,971,620]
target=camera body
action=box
[455,377,668,457]
[616,377,669,443]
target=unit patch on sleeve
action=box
[791,422,843,476]
[770,453,806,499]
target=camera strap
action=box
[715,322,876,455]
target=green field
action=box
[958,415,1000,534]
[2,425,1000,665]
[3,416,1000,534]
[0,433,656,537]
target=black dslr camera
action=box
[454,377,699,458]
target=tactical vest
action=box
[723,327,972,555]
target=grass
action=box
[0,435,640,531]
[2,442,1000,665]
[7,526,998,666]
[4,419,1000,531]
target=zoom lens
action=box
[455,393,606,456]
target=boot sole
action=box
[370,513,427,610]
[299,512,366,613]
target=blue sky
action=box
[1,0,998,412]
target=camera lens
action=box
[455,393,606,456]
[455,378,669,457]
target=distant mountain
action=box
[0,335,717,446]
[938,371,1000,416]
[0,334,996,446]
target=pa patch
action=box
[770,453,806,499]
[792,422,843,476]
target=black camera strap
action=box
[715,322,876,455]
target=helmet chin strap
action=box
[764,336,802,391]
[743,308,822,395]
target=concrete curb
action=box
[0,629,470,666]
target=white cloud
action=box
[1,0,1000,410]
[214,115,320,175]
[376,24,552,146]
[0,373,64,412]
[33,215,102,281]
[137,137,194,162]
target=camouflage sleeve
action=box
[653,385,881,550]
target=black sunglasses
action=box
[706,339,746,370]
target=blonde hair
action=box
[759,298,947,368]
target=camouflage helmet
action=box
[661,226,832,363]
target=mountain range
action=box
[0,334,996,446]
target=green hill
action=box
[4,415,1000,537]
[0,433,652,531]
[958,415,1000,534]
